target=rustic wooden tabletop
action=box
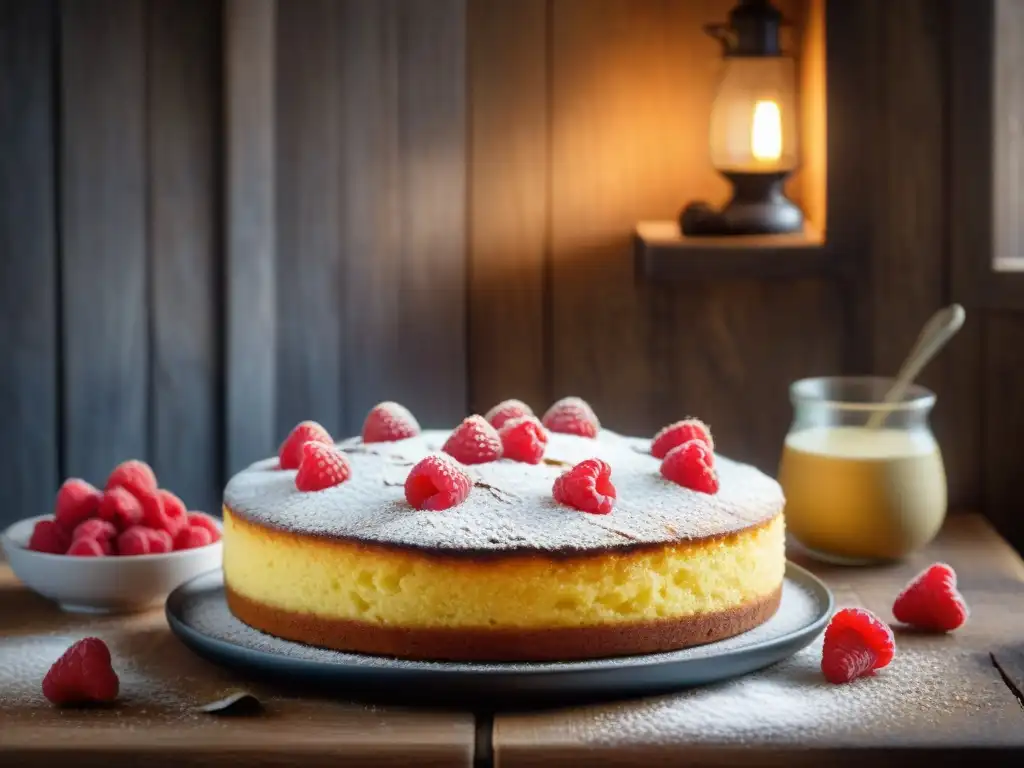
[2,514,1023,767]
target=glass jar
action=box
[778,376,947,565]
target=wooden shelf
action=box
[634,221,832,280]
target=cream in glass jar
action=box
[778,377,947,564]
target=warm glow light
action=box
[751,100,782,162]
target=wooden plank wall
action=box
[0,0,468,521]
[469,0,843,479]
[0,0,1020,550]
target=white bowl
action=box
[1,514,223,614]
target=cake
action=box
[222,401,786,662]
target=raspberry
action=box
[186,512,222,542]
[157,489,188,534]
[485,399,534,430]
[892,563,969,632]
[821,607,895,684]
[362,401,421,443]
[72,518,118,546]
[97,487,143,530]
[278,420,333,470]
[134,488,184,536]
[295,442,352,492]
[499,416,548,464]
[54,479,102,532]
[42,637,119,706]
[552,459,616,515]
[117,526,154,556]
[660,440,719,494]
[104,460,157,498]
[443,415,503,465]
[404,454,472,511]
[27,519,70,555]
[174,524,214,551]
[541,397,600,438]
[651,418,714,459]
[148,528,174,553]
[67,537,107,557]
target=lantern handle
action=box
[703,22,736,55]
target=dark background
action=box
[2,0,1022,548]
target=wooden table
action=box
[3,515,1024,767]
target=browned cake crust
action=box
[225,584,783,662]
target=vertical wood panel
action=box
[225,0,277,473]
[61,0,148,482]
[0,0,58,525]
[982,314,1024,545]
[948,0,992,513]
[341,0,467,429]
[148,0,221,512]
[548,0,839,472]
[275,0,344,438]
[993,0,1024,269]
[868,0,945,377]
[467,0,548,416]
[867,0,980,509]
[396,0,467,424]
[339,0,403,427]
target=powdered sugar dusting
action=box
[564,625,1007,748]
[223,430,783,554]
[174,571,824,674]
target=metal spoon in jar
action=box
[866,304,966,430]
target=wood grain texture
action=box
[634,222,831,281]
[993,0,1024,271]
[467,0,548,417]
[548,0,839,475]
[0,0,58,527]
[824,0,874,374]
[60,0,148,483]
[274,0,344,438]
[981,314,1024,548]
[225,0,277,474]
[341,0,468,429]
[396,0,468,425]
[863,0,981,510]
[0,567,474,767]
[148,0,221,514]
[493,515,1024,767]
[337,0,403,429]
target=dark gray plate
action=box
[166,563,832,708]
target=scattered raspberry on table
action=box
[821,607,895,684]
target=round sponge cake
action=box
[222,429,785,661]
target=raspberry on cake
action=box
[442,415,502,464]
[485,399,534,430]
[499,416,548,464]
[542,397,600,438]
[652,418,714,459]
[222,415,786,662]
[661,440,719,494]
[553,459,616,514]
[405,454,473,511]
[296,443,352,491]
[278,421,333,470]
[362,402,420,443]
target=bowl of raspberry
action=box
[1,459,222,614]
